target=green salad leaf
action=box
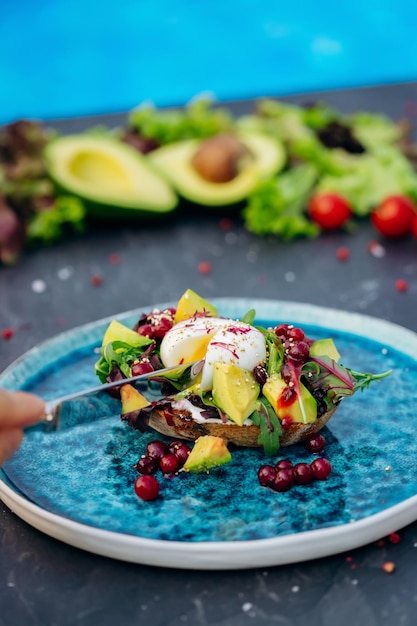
[27,196,86,243]
[250,398,283,456]
[128,96,234,145]
[243,164,320,240]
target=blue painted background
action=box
[1,1,417,123]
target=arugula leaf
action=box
[94,340,152,382]
[250,398,282,456]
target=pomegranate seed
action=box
[134,475,160,500]
[306,433,326,454]
[281,417,293,430]
[273,468,294,492]
[257,464,277,487]
[274,323,291,340]
[198,261,212,275]
[286,340,310,363]
[311,457,332,480]
[137,323,153,337]
[395,279,408,293]
[388,532,401,544]
[131,360,154,376]
[90,274,103,286]
[293,462,314,485]
[336,246,350,261]
[287,327,305,341]
[134,456,158,475]
[1,328,14,340]
[159,454,180,474]
[146,440,168,460]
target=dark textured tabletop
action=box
[1,83,417,626]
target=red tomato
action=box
[308,193,352,230]
[371,195,416,238]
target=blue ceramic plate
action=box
[1,299,417,570]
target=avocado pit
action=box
[191,133,253,183]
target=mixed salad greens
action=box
[2,96,417,264]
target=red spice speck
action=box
[56,317,65,326]
[198,261,212,276]
[109,253,121,265]
[367,240,386,258]
[382,561,395,574]
[1,328,14,340]
[388,532,401,544]
[345,556,353,563]
[91,274,103,287]
[395,279,408,293]
[258,275,266,284]
[336,246,350,262]
[219,217,233,231]
[376,539,385,548]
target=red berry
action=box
[257,464,277,487]
[134,475,160,500]
[293,462,314,485]
[159,454,180,474]
[273,468,294,492]
[306,433,326,454]
[134,456,158,475]
[311,457,332,480]
[146,440,168,460]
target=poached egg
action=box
[160,316,267,391]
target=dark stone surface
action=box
[1,82,417,625]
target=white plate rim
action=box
[1,297,417,570]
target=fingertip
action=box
[0,429,23,466]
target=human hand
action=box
[0,389,45,465]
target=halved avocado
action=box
[44,134,178,218]
[148,131,286,207]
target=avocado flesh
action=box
[174,288,218,324]
[212,362,260,426]
[44,134,178,217]
[309,338,341,362]
[149,131,286,206]
[183,435,232,473]
[262,373,317,424]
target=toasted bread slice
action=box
[148,405,337,448]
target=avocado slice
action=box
[212,363,260,426]
[174,288,218,323]
[183,435,232,473]
[44,134,178,218]
[148,131,286,207]
[262,373,317,424]
[309,338,341,362]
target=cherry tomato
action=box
[308,193,352,230]
[371,195,416,238]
